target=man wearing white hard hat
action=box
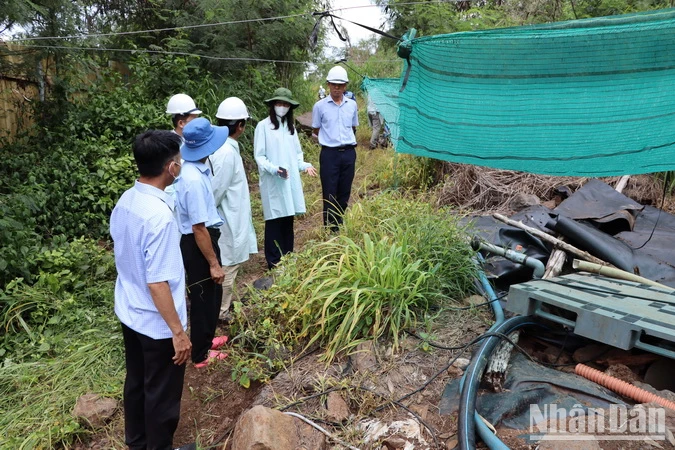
[173,118,230,369]
[166,93,202,137]
[210,97,258,321]
[311,65,359,232]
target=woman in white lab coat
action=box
[254,87,317,269]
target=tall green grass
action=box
[0,241,123,448]
[231,191,477,366]
[0,339,124,448]
[297,234,438,361]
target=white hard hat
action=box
[166,93,202,115]
[326,66,349,84]
[216,97,250,120]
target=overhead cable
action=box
[20,44,401,65]
[5,0,468,43]
[23,45,310,64]
[6,13,311,42]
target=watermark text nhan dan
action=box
[529,403,666,441]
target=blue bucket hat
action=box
[181,118,229,162]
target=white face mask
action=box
[275,105,290,117]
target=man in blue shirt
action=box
[111,130,191,450]
[312,65,359,231]
[173,117,229,368]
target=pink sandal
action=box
[211,335,229,350]
[194,350,227,369]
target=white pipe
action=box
[572,259,672,290]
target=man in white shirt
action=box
[111,130,191,450]
[312,66,359,232]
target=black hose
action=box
[458,315,535,450]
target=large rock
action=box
[232,405,325,450]
[72,393,118,429]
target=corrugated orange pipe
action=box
[575,363,675,411]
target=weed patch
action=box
[229,191,477,380]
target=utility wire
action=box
[22,44,310,64]
[5,0,470,43]
[18,44,401,66]
[6,13,311,42]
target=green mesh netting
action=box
[362,9,675,176]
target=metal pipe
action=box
[472,237,546,279]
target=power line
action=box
[4,0,466,44]
[22,44,402,65]
[6,12,312,43]
[24,44,311,64]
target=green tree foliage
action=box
[168,0,322,83]
[376,0,673,43]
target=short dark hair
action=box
[171,113,191,128]
[216,118,246,136]
[133,130,181,177]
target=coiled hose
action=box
[463,258,509,450]
[458,315,536,450]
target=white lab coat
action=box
[210,137,258,266]
[254,116,313,221]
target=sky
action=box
[327,0,388,48]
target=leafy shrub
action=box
[369,153,444,191]
[33,237,116,294]
[0,192,44,285]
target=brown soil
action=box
[173,358,262,448]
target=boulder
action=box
[295,112,314,136]
[232,405,326,450]
[72,393,118,429]
[253,276,274,291]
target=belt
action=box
[322,144,355,151]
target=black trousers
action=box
[320,146,356,231]
[180,229,222,364]
[264,215,294,269]
[121,323,185,450]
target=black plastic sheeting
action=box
[439,353,626,430]
[467,179,675,288]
